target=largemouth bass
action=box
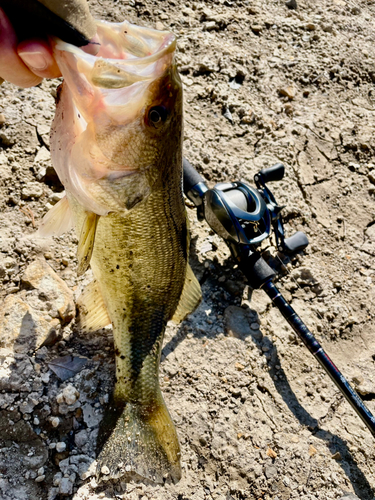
[39,19,201,483]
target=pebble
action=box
[21,183,44,200]
[56,442,66,453]
[223,108,233,123]
[51,417,60,428]
[22,259,75,323]
[74,430,88,448]
[368,170,375,184]
[265,465,277,479]
[155,21,165,31]
[82,403,101,428]
[285,0,297,9]
[59,477,73,496]
[0,295,59,353]
[278,85,296,100]
[101,465,110,475]
[35,475,45,483]
[62,385,80,405]
[224,306,253,340]
[34,146,50,165]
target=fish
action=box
[39,19,202,483]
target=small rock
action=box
[22,259,75,323]
[368,170,375,184]
[251,25,262,33]
[0,295,59,353]
[223,107,233,123]
[74,430,88,448]
[285,0,297,9]
[82,403,101,428]
[278,85,296,100]
[0,255,17,279]
[352,375,364,386]
[267,448,277,458]
[101,465,110,475]
[309,445,317,456]
[331,451,342,460]
[62,385,80,405]
[204,21,217,31]
[53,472,62,486]
[21,183,44,200]
[265,465,277,479]
[56,442,66,453]
[35,475,45,482]
[34,147,51,165]
[59,477,73,496]
[155,21,165,31]
[50,417,60,428]
[224,306,252,340]
[339,494,361,500]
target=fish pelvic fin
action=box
[77,211,100,276]
[37,195,73,237]
[96,396,181,484]
[171,264,202,323]
[77,280,111,331]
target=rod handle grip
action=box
[183,158,206,195]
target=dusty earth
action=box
[0,0,374,499]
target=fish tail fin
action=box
[96,396,181,484]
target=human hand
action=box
[0,7,61,88]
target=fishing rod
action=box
[182,158,375,438]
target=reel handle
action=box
[255,162,285,184]
[281,231,309,254]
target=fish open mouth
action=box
[54,20,176,90]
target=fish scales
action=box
[71,183,187,402]
[40,19,202,484]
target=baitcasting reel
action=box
[183,159,309,260]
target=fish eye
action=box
[148,106,168,128]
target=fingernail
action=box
[18,50,49,71]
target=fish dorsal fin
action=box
[77,212,100,276]
[172,264,202,323]
[37,195,73,237]
[77,280,111,332]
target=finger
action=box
[18,39,61,79]
[82,33,101,56]
[0,7,42,88]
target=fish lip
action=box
[53,22,177,67]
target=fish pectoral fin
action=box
[171,264,202,323]
[37,195,73,237]
[77,211,100,276]
[77,280,111,332]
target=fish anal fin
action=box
[77,280,111,332]
[96,395,181,484]
[172,264,202,323]
[77,212,100,276]
[37,195,73,237]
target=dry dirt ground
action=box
[0,0,375,499]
